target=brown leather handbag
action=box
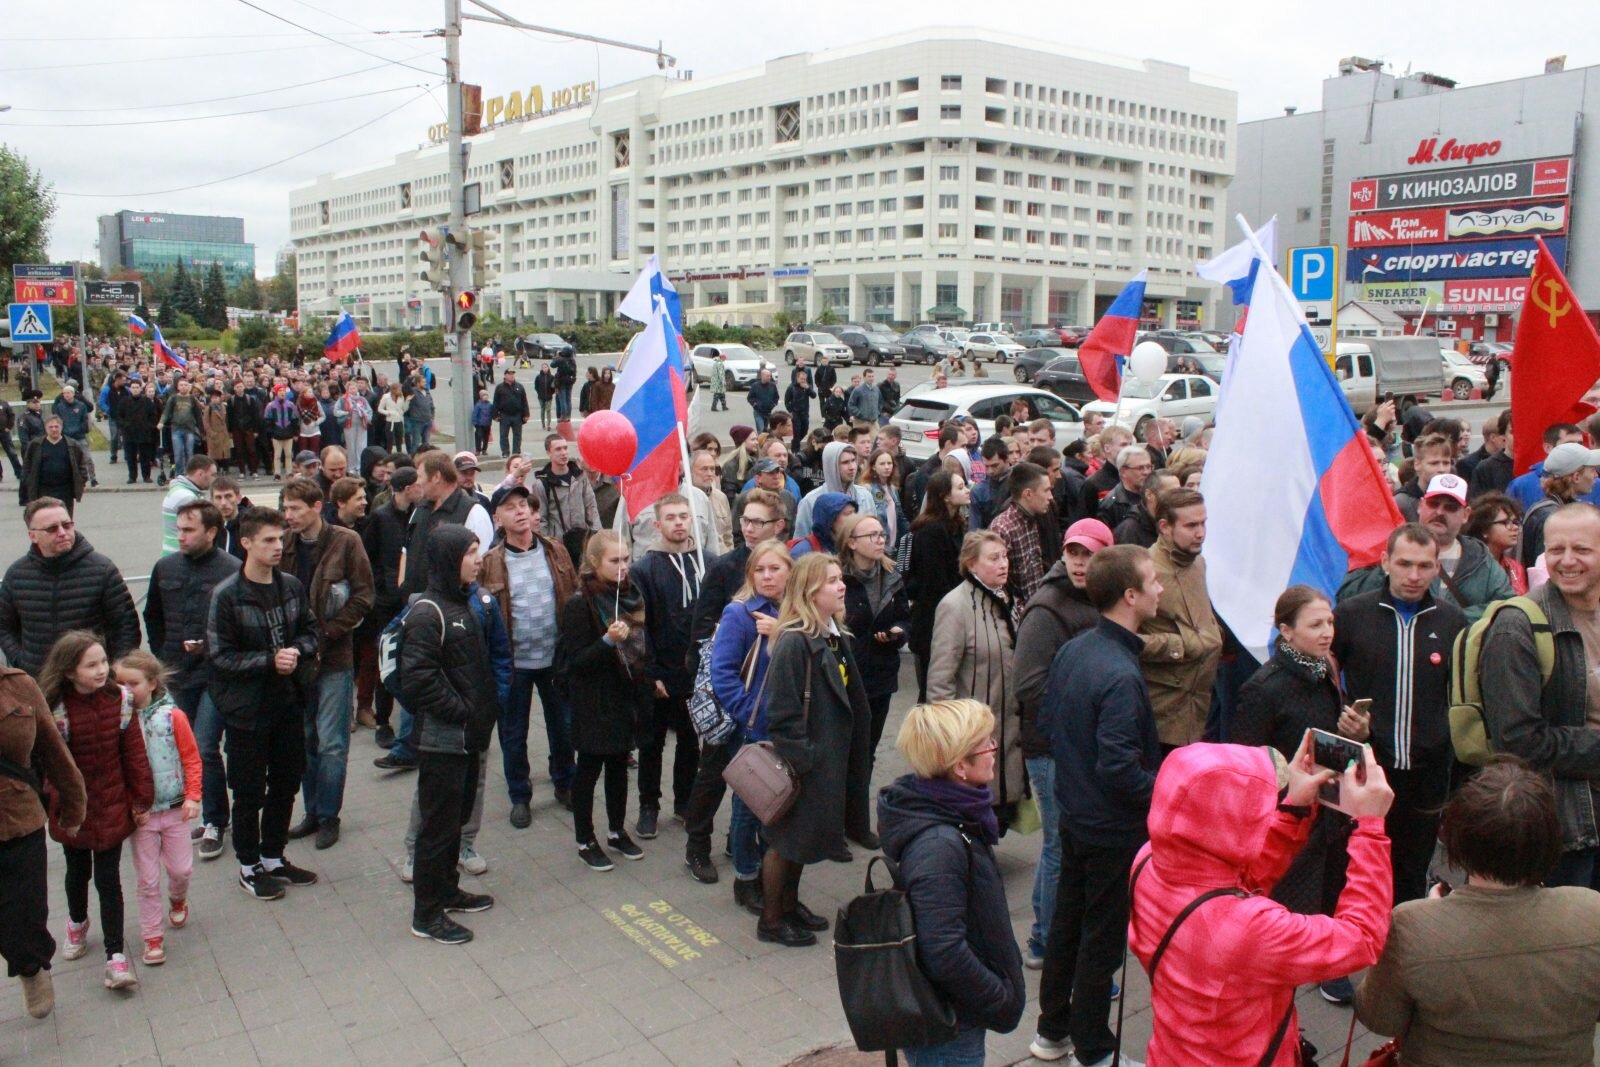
[722,647,810,826]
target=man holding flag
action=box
[324,311,362,364]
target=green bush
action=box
[234,317,281,354]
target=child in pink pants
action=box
[116,652,201,966]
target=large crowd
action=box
[3,333,1600,1067]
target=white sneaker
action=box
[1030,1034,1072,1062]
[399,855,414,884]
[458,846,488,876]
[1073,1053,1143,1067]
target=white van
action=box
[1333,342,1377,415]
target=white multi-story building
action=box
[290,27,1236,332]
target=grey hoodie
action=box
[793,441,875,537]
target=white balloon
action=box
[1129,341,1168,382]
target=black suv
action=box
[835,327,904,366]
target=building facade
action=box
[96,210,257,287]
[1229,58,1600,342]
[289,27,1236,333]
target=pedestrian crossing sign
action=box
[7,302,53,343]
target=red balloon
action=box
[577,410,638,477]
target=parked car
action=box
[1333,342,1377,416]
[901,332,959,365]
[962,332,1027,364]
[1441,348,1491,400]
[940,327,972,348]
[970,322,1010,335]
[1467,340,1514,366]
[689,343,777,391]
[1032,353,1099,406]
[782,331,853,366]
[518,332,576,360]
[890,384,1085,460]
[1138,331,1220,357]
[835,327,905,366]
[1081,373,1220,439]
[1054,325,1090,347]
[1014,328,1061,349]
[1011,347,1072,384]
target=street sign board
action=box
[1288,247,1337,302]
[83,280,143,308]
[12,264,77,306]
[8,302,54,343]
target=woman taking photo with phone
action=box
[756,554,872,947]
[1232,584,1372,1005]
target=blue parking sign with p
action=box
[1289,247,1337,303]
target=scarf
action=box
[589,578,647,676]
[1279,642,1330,683]
[910,776,1000,845]
[1165,541,1201,568]
[966,573,1018,645]
[847,558,902,620]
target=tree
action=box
[230,274,263,311]
[201,261,229,330]
[169,261,200,320]
[267,255,296,312]
[0,146,56,299]
[816,305,840,326]
[156,295,177,329]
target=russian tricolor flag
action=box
[324,310,361,362]
[615,290,689,521]
[127,313,149,336]
[1201,218,1400,657]
[1076,271,1147,403]
[151,323,186,371]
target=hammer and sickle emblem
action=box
[1531,276,1572,329]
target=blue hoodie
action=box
[789,491,853,556]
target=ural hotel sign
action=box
[428,81,598,142]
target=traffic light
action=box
[469,229,498,289]
[455,290,479,332]
[418,226,448,289]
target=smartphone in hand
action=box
[1309,727,1366,812]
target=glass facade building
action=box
[98,210,257,286]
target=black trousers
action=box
[226,708,306,867]
[125,442,156,481]
[63,841,125,958]
[1386,759,1450,905]
[0,830,54,977]
[683,737,735,859]
[413,751,478,925]
[573,752,628,844]
[1036,824,1139,1062]
[638,696,698,814]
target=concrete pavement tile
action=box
[146,997,247,1055]
[535,1008,646,1063]
[49,1017,158,1065]
[512,978,599,1027]
[230,979,331,1032]
[736,989,835,1045]
[582,1040,677,1067]
[684,956,789,1009]
[160,1030,262,1067]
[470,942,581,999]
[347,1018,455,1066]
[457,1026,566,1067]
[250,1016,357,1067]
[429,993,534,1053]
[311,963,414,1011]
[330,988,427,1046]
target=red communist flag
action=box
[1511,239,1600,475]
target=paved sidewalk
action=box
[0,668,1407,1067]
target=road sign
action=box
[8,302,54,343]
[84,280,143,308]
[12,263,77,306]
[1288,246,1337,302]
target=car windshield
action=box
[1179,336,1220,353]
[1119,380,1166,399]
[532,334,564,344]
[1194,355,1225,379]
[716,345,757,360]
[1442,350,1473,367]
[894,398,955,421]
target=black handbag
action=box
[833,854,959,1062]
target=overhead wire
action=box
[5,30,431,41]
[0,85,430,128]
[232,0,440,77]
[6,63,400,112]
[0,39,361,73]
[53,88,434,198]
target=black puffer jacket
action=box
[205,567,317,729]
[1013,561,1100,758]
[113,392,160,446]
[0,535,141,675]
[400,525,498,755]
[878,776,1026,1036]
[144,546,241,692]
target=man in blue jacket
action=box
[1031,544,1163,1067]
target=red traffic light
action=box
[456,290,477,310]
[455,290,479,331]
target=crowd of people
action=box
[4,334,1600,1067]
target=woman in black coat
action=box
[1232,584,1372,1003]
[878,698,1026,1063]
[838,512,910,815]
[758,554,872,948]
[555,531,654,872]
[907,469,971,701]
[113,381,161,484]
[784,371,816,442]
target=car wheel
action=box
[1014,364,1030,383]
[784,350,796,365]
[724,370,737,391]
[1451,377,1473,400]
[868,352,880,367]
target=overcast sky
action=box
[6,0,1593,277]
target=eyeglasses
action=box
[968,739,999,759]
[851,530,887,542]
[30,520,75,535]
[741,515,779,529]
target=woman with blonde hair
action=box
[555,531,653,872]
[927,531,1022,814]
[756,553,872,947]
[879,698,1026,1065]
[838,512,910,839]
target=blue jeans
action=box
[171,429,197,472]
[391,701,416,762]
[173,686,228,830]
[555,387,572,419]
[751,409,770,433]
[502,667,574,805]
[1026,755,1061,959]
[729,792,764,880]
[301,669,354,820]
[904,1027,987,1067]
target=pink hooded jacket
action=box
[1128,744,1393,1066]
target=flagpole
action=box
[675,419,705,575]
[1412,294,1434,337]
